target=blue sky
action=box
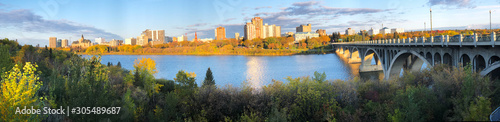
[1,0,500,46]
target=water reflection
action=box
[246,57,265,89]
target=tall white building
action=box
[178,35,188,41]
[391,28,405,33]
[262,23,275,38]
[368,28,379,36]
[380,27,391,35]
[95,37,105,44]
[345,28,355,35]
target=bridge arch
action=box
[426,52,433,65]
[488,56,500,66]
[361,48,385,75]
[473,55,486,71]
[443,53,453,66]
[349,47,361,63]
[460,54,471,67]
[386,50,431,79]
[434,52,441,65]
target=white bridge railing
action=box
[332,32,499,47]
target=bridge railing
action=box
[331,32,498,47]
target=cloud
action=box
[187,23,208,27]
[224,18,237,22]
[427,0,475,8]
[254,6,272,10]
[251,0,389,33]
[0,9,122,40]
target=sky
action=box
[1,0,500,46]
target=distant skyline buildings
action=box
[8,0,500,47]
[296,24,311,33]
[215,26,226,40]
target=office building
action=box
[142,29,165,45]
[368,28,380,36]
[296,24,311,33]
[294,32,319,43]
[49,37,57,48]
[380,27,391,35]
[61,39,68,47]
[235,32,240,39]
[95,37,105,44]
[165,36,173,43]
[136,34,149,46]
[125,38,136,45]
[345,28,355,35]
[391,28,405,33]
[56,39,62,47]
[215,26,226,40]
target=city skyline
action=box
[1,0,500,47]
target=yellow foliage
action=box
[134,58,157,75]
[0,62,43,121]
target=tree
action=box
[0,45,13,81]
[202,67,215,87]
[117,61,122,68]
[0,62,44,121]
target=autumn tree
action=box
[0,62,44,121]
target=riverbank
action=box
[77,48,335,56]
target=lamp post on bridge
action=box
[430,8,433,37]
[490,10,492,33]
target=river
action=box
[82,54,381,88]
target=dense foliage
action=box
[76,36,333,55]
[0,38,499,121]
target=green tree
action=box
[0,45,13,81]
[202,67,215,87]
[464,96,491,121]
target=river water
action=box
[83,54,380,88]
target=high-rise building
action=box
[244,22,256,40]
[368,28,379,36]
[274,26,281,37]
[56,39,62,47]
[137,34,149,46]
[125,38,136,45]
[252,17,263,39]
[296,24,311,33]
[172,37,178,42]
[49,37,57,48]
[316,29,326,36]
[345,28,355,35]
[61,39,68,48]
[142,29,165,44]
[262,23,275,38]
[215,26,226,40]
[235,33,240,39]
[95,37,105,44]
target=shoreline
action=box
[77,50,335,56]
